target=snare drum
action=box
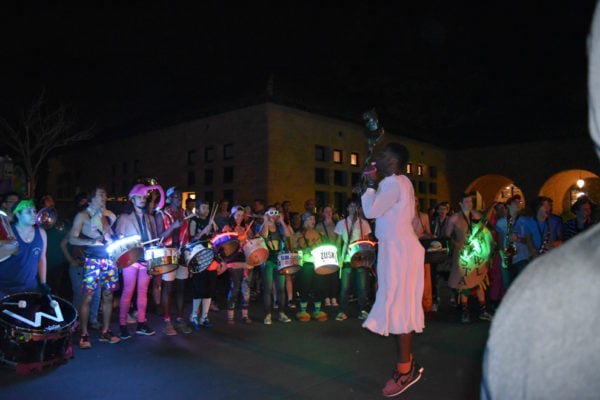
[0,211,18,262]
[144,246,179,275]
[277,251,303,275]
[183,241,214,274]
[211,232,240,261]
[0,292,77,374]
[348,240,377,268]
[311,245,339,275]
[106,235,143,268]
[242,238,269,267]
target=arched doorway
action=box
[465,174,525,211]
[539,169,600,218]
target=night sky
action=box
[1,2,598,148]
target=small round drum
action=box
[0,211,18,262]
[311,245,339,275]
[183,241,214,274]
[242,238,269,267]
[0,292,77,374]
[348,240,377,268]
[211,232,240,261]
[277,251,303,275]
[144,246,179,275]
[106,235,142,268]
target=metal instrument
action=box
[35,207,58,230]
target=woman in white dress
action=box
[361,142,425,397]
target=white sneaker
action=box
[264,314,272,325]
[331,298,339,307]
[278,313,292,323]
[324,297,331,307]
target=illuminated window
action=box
[333,149,342,164]
[417,164,423,176]
[350,152,359,166]
[406,163,413,174]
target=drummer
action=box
[187,199,219,330]
[68,187,120,348]
[258,205,294,325]
[114,184,158,339]
[335,199,373,322]
[221,205,254,324]
[0,199,49,298]
[292,212,327,322]
[154,187,192,335]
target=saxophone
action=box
[503,216,517,266]
[538,229,551,255]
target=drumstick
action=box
[141,238,160,246]
[183,213,198,221]
[3,300,27,308]
[244,220,254,237]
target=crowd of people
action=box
[0,147,598,396]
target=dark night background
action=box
[1,2,598,148]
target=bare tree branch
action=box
[0,91,95,198]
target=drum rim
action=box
[0,292,77,334]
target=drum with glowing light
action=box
[211,232,240,261]
[311,245,339,275]
[348,240,377,268]
[0,292,77,374]
[242,238,269,267]
[277,251,303,275]
[144,246,179,275]
[106,235,143,268]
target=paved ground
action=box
[0,286,489,400]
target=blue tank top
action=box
[0,225,44,295]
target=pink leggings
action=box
[119,262,152,325]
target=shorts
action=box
[82,257,119,293]
[161,264,189,282]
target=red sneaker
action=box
[382,361,424,397]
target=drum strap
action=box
[134,212,149,242]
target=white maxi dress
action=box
[361,174,425,336]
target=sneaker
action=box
[324,297,331,307]
[119,325,132,340]
[331,298,339,307]
[99,330,121,344]
[382,361,424,397]
[479,311,493,322]
[163,321,177,336]
[461,310,470,324]
[136,322,156,336]
[200,318,213,328]
[242,316,253,325]
[175,318,192,334]
[287,301,297,309]
[278,313,291,323]
[264,314,272,325]
[358,310,369,320]
[190,317,201,331]
[79,334,92,349]
[336,312,348,322]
